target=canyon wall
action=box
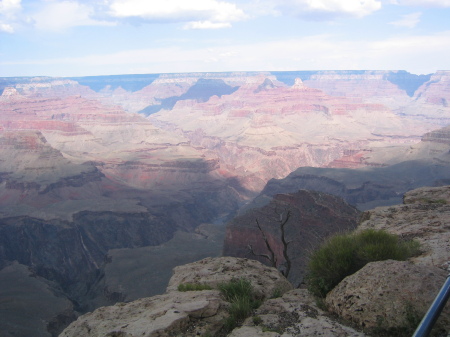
[1,70,450,336]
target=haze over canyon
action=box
[0,70,450,336]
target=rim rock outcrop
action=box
[166,257,293,299]
[326,185,450,335]
[230,289,365,337]
[60,257,293,337]
[358,185,450,270]
[326,260,449,334]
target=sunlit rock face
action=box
[1,70,450,336]
[149,74,437,192]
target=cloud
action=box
[183,21,232,29]
[0,0,21,16]
[4,30,449,76]
[392,0,450,7]
[106,0,246,28]
[32,1,115,31]
[273,0,382,20]
[389,12,421,28]
[0,0,21,33]
[0,22,13,32]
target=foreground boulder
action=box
[230,289,365,337]
[60,257,292,336]
[358,185,450,269]
[59,290,227,336]
[326,260,450,334]
[166,256,293,298]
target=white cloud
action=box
[0,0,21,16]
[183,21,232,29]
[4,30,449,75]
[107,0,246,28]
[0,22,13,32]
[389,12,421,28]
[0,0,21,33]
[393,0,450,7]
[274,0,382,19]
[32,1,115,31]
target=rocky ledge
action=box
[60,257,365,337]
[60,185,450,336]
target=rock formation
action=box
[60,185,450,336]
[60,256,366,337]
[166,257,293,298]
[358,185,450,270]
[244,124,450,211]
[2,71,450,336]
[325,184,450,334]
[223,190,360,285]
[149,74,435,192]
[0,80,245,336]
[230,289,365,337]
[60,257,293,337]
[326,260,449,333]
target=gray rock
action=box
[60,256,292,337]
[230,289,365,337]
[358,185,450,270]
[59,290,227,337]
[166,257,293,299]
[325,260,450,334]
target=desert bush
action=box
[218,278,261,332]
[177,283,212,292]
[306,229,421,298]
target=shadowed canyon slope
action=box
[1,70,450,336]
[223,190,361,286]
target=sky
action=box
[0,0,449,77]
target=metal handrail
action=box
[412,273,450,337]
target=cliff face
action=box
[149,75,434,192]
[59,185,450,337]
[0,81,245,336]
[244,124,450,211]
[223,190,360,285]
[2,71,450,336]
[0,210,176,305]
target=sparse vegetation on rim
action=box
[218,278,261,333]
[306,229,421,298]
[177,283,213,292]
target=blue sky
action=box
[0,0,449,77]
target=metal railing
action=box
[412,273,450,337]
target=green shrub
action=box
[218,278,254,302]
[177,283,212,292]
[270,287,282,299]
[218,278,261,332]
[306,229,421,298]
[252,316,262,325]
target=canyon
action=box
[59,184,450,336]
[0,70,450,336]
